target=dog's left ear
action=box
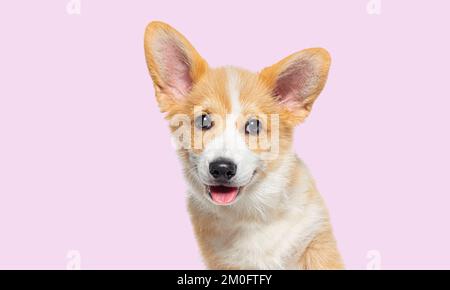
[260,48,331,124]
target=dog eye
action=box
[195,114,213,130]
[245,118,262,135]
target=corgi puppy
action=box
[144,21,344,270]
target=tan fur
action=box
[144,21,344,270]
[298,228,344,269]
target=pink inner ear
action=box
[273,60,315,108]
[158,40,193,99]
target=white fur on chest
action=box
[208,201,323,269]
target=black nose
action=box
[209,158,237,181]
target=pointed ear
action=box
[259,48,331,124]
[144,21,208,112]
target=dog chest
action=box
[207,211,321,269]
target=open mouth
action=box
[207,185,240,205]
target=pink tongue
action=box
[209,186,239,204]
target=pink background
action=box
[1,0,449,269]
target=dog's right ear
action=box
[144,21,208,112]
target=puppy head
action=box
[144,21,330,208]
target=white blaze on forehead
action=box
[226,67,242,117]
[222,67,244,161]
[212,68,244,160]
